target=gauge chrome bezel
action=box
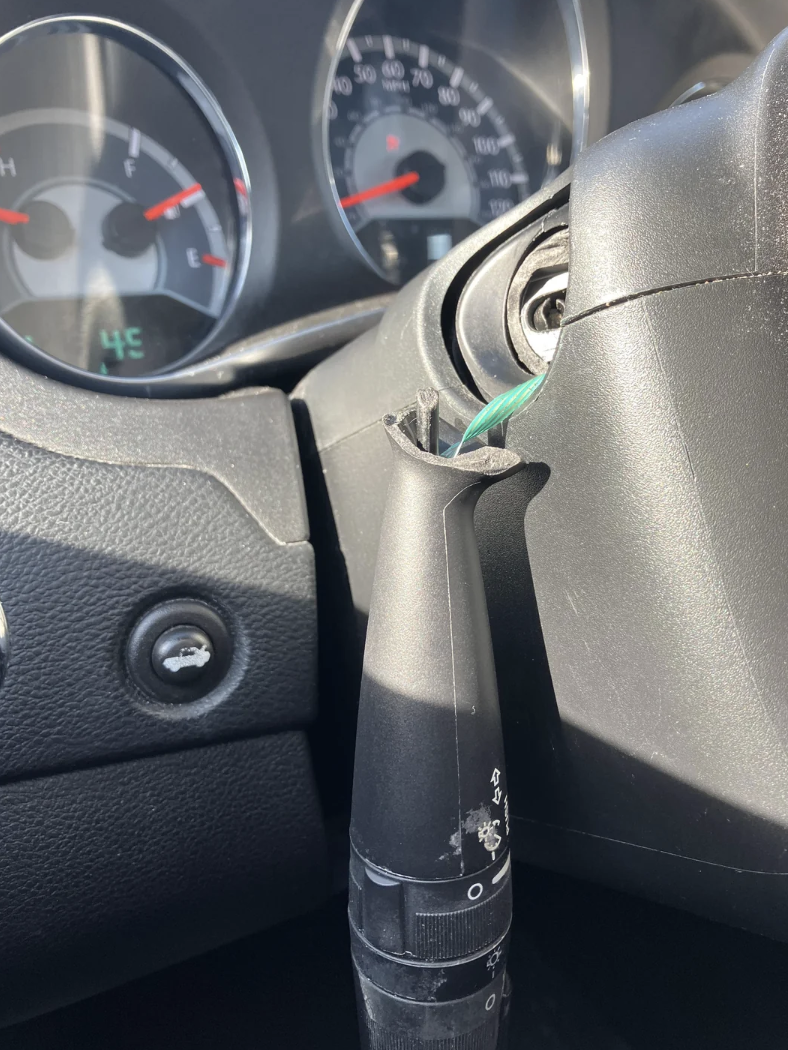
[0,14,252,392]
[318,0,593,283]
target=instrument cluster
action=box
[0,0,772,387]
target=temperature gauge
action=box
[0,17,249,378]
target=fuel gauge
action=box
[0,17,249,378]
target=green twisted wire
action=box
[441,373,545,458]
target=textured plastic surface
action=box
[0,349,323,1016]
[509,273,788,936]
[355,970,506,1050]
[0,352,308,544]
[298,29,788,943]
[350,852,512,963]
[564,44,774,318]
[350,409,518,1047]
[0,424,315,779]
[0,733,327,1027]
[500,30,788,930]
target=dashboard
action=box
[0,0,781,389]
[2,0,788,1029]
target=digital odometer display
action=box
[327,35,538,284]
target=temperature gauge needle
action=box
[144,183,203,221]
[0,207,30,225]
[340,171,420,209]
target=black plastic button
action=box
[127,599,233,704]
[152,625,215,685]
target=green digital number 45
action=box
[99,327,144,372]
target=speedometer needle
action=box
[340,171,420,209]
[144,183,203,221]
[0,207,30,225]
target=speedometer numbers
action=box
[328,36,529,284]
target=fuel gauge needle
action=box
[340,171,420,209]
[144,183,204,221]
[0,208,30,225]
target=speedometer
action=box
[326,35,545,284]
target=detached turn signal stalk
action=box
[350,390,523,1048]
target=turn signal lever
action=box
[349,391,522,1048]
[294,23,788,968]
